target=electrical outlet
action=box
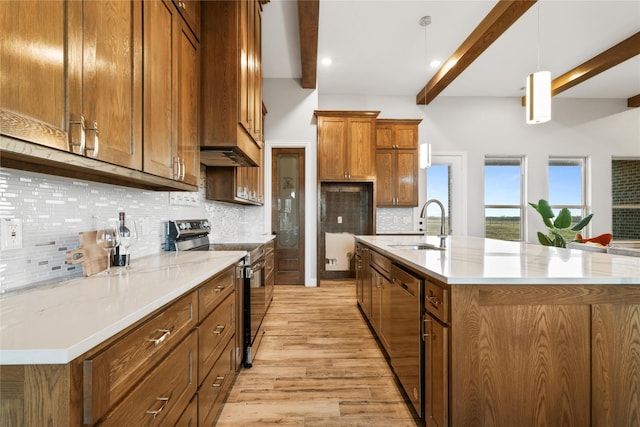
[1,219,23,250]
[337,216,343,224]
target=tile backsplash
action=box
[0,165,263,293]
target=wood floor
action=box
[216,280,419,426]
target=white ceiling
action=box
[262,0,640,100]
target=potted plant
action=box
[529,199,593,248]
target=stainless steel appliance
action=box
[390,263,423,418]
[165,219,267,368]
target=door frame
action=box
[264,141,317,287]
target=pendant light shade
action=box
[419,143,432,169]
[526,70,551,124]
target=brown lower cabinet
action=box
[0,264,242,426]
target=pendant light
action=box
[419,16,432,168]
[526,3,551,124]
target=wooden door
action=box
[80,0,142,169]
[375,125,394,149]
[0,0,70,151]
[395,125,418,149]
[347,117,375,179]
[424,315,448,427]
[317,117,346,180]
[375,150,394,205]
[395,149,419,206]
[143,0,177,179]
[272,148,305,285]
[176,18,200,186]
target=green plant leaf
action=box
[537,199,555,219]
[571,213,593,231]
[543,217,553,228]
[550,229,567,248]
[528,202,539,211]
[553,208,572,229]
[537,232,553,246]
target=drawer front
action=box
[198,292,235,384]
[84,291,197,423]
[425,280,449,324]
[370,250,391,278]
[199,266,235,321]
[199,337,235,427]
[98,331,197,427]
[175,396,197,427]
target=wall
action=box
[319,94,640,242]
[0,165,263,293]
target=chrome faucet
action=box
[420,199,447,248]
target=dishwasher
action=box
[390,263,423,418]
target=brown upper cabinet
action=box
[200,0,264,167]
[375,119,422,207]
[143,0,200,186]
[0,0,199,191]
[1,0,143,170]
[315,110,380,181]
[172,0,200,40]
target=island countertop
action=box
[0,250,246,365]
[355,235,640,285]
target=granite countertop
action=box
[0,250,246,365]
[356,235,640,285]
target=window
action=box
[484,156,525,241]
[612,158,640,240]
[548,157,588,240]
[425,164,451,235]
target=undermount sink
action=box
[389,243,444,251]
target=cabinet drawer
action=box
[199,266,235,321]
[198,292,235,385]
[370,250,391,278]
[84,291,197,423]
[98,331,197,427]
[425,280,450,324]
[199,337,235,426]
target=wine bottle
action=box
[112,212,130,267]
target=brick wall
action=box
[612,159,640,240]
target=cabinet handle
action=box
[179,1,186,9]
[212,376,225,387]
[180,158,186,181]
[423,318,431,339]
[146,397,169,418]
[85,121,99,157]
[148,329,171,346]
[213,325,226,335]
[427,294,443,307]
[69,115,86,154]
[214,285,225,293]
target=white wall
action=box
[319,94,640,242]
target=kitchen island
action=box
[355,235,640,427]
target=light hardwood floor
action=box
[216,280,419,426]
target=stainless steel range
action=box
[165,219,266,367]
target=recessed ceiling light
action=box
[430,60,442,68]
[321,57,332,66]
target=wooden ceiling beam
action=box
[521,32,640,105]
[628,94,640,108]
[416,0,536,105]
[298,0,320,89]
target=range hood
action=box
[200,148,258,167]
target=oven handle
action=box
[247,260,265,276]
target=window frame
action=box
[547,156,589,223]
[484,155,527,241]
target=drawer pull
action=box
[213,325,226,335]
[212,376,225,387]
[146,397,169,419]
[148,329,171,346]
[214,285,225,293]
[427,295,442,306]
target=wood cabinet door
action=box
[317,117,347,180]
[176,18,200,186]
[395,124,418,149]
[252,0,263,144]
[238,0,250,133]
[370,268,382,333]
[380,274,392,352]
[375,150,394,205]
[172,0,200,39]
[395,149,419,206]
[79,0,142,169]
[0,0,70,152]
[424,316,448,427]
[375,125,394,149]
[143,0,177,180]
[347,118,375,179]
